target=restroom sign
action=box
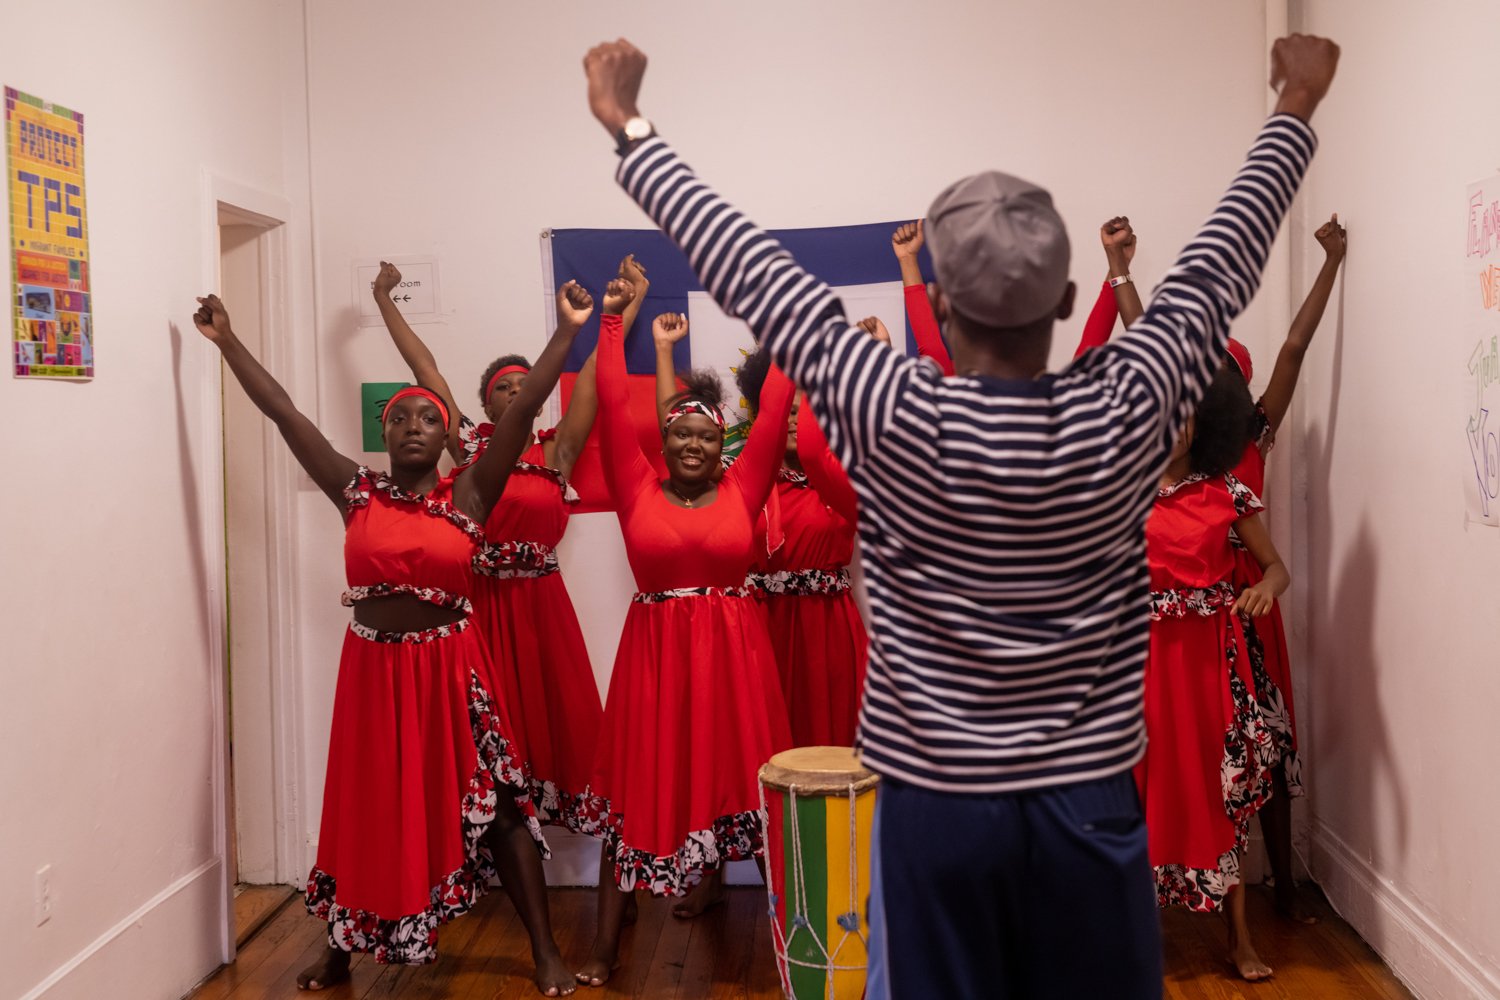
[353,256,443,327]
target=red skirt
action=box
[585,593,793,896]
[1230,546,1301,793]
[472,572,604,830]
[305,622,545,964]
[1134,609,1275,911]
[762,592,867,747]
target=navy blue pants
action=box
[866,771,1161,1000]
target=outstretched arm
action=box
[1231,511,1290,617]
[194,295,358,510]
[653,311,689,427]
[893,221,954,375]
[1087,35,1337,450]
[1102,217,1145,329]
[543,271,606,479]
[1258,213,1345,435]
[595,281,659,506]
[728,362,795,516]
[373,262,465,462]
[588,40,923,477]
[795,395,858,525]
[453,282,587,522]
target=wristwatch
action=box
[1109,274,1133,288]
[615,116,655,156]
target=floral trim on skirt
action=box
[1240,612,1304,797]
[572,795,766,896]
[1150,612,1277,912]
[304,667,547,964]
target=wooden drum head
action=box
[758,746,880,796]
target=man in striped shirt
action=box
[584,35,1338,998]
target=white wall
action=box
[1290,1,1500,996]
[0,2,316,998]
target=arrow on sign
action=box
[389,294,411,303]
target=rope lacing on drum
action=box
[758,779,868,999]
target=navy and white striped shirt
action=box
[618,115,1316,793]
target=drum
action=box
[758,746,880,1000]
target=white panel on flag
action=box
[829,280,906,350]
[686,291,759,425]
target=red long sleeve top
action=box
[596,313,794,593]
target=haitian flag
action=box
[545,224,936,512]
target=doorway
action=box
[217,206,299,946]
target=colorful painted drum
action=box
[758,746,880,1000]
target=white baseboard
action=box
[17,856,224,1000]
[1313,821,1500,1000]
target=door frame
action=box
[200,172,303,962]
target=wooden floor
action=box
[189,884,1414,1000]
[235,885,296,949]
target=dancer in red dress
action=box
[732,346,867,747]
[575,292,794,986]
[1226,212,1346,922]
[195,286,585,996]
[371,257,646,834]
[1135,365,1291,981]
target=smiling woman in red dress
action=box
[573,287,793,987]
[194,285,587,997]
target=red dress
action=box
[585,312,795,896]
[1229,404,1302,794]
[305,469,544,964]
[458,420,604,831]
[746,396,868,747]
[1134,472,1277,912]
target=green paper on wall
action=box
[362,381,411,452]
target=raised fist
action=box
[1101,216,1136,266]
[856,316,891,345]
[603,278,636,316]
[653,312,689,346]
[1270,34,1340,119]
[891,221,924,261]
[557,280,595,329]
[1314,212,1345,263]
[193,294,233,344]
[373,261,401,298]
[584,39,647,135]
[619,253,650,296]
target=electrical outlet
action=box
[35,865,51,926]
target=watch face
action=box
[624,117,653,140]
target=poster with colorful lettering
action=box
[1463,174,1500,527]
[6,87,91,380]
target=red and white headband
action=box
[664,399,725,432]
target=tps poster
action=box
[6,87,92,379]
[1463,175,1500,526]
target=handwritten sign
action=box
[1463,175,1500,526]
[7,87,92,379]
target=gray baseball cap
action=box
[925,171,1070,328]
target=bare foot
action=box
[575,940,621,988]
[1274,886,1319,925]
[671,872,725,919]
[296,945,351,991]
[1229,928,1274,981]
[534,946,577,996]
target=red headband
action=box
[485,365,530,402]
[382,386,450,430]
[1225,338,1253,383]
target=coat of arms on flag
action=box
[542,224,934,512]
